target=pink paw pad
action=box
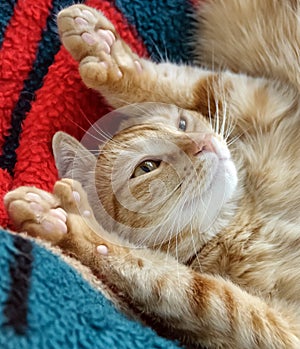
[50,208,67,222]
[97,29,115,47]
[41,208,67,234]
[74,17,88,26]
[81,32,96,45]
[81,9,95,22]
[72,191,80,202]
[98,61,108,69]
[41,219,67,234]
[134,60,143,73]
[25,192,41,202]
[116,69,123,78]
[29,202,43,213]
[97,244,109,255]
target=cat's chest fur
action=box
[191,78,300,311]
[218,76,300,221]
[235,115,300,222]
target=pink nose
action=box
[187,133,216,156]
[200,138,216,154]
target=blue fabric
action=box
[114,0,196,63]
[0,229,181,349]
[0,0,17,48]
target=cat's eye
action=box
[179,118,187,131]
[132,160,161,178]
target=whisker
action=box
[227,132,244,146]
[207,88,213,130]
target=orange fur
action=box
[5,1,300,348]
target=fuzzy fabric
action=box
[0,0,198,347]
[0,229,181,348]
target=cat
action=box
[4,1,300,348]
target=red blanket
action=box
[0,0,197,228]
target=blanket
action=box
[0,229,181,348]
[0,0,198,347]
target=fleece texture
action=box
[0,0,198,347]
[0,229,181,349]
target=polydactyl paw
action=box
[4,179,93,244]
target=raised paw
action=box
[4,187,67,243]
[4,179,97,245]
[57,4,143,87]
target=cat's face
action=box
[53,104,237,261]
[93,105,237,258]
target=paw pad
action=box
[58,4,142,87]
[97,244,109,255]
[72,191,81,202]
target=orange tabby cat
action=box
[5,1,300,348]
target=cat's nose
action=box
[186,133,216,157]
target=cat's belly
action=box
[232,116,300,224]
[197,214,300,314]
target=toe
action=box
[41,216,67,235]
[81,32,97,45]
[97,29,115,47]
[81,9,97,24]
[53,180,80,214]
[74,16,89,27]
[4,187,57,211]
[50,208,67,222]
[53,179,95,220]
[7,200,37,228]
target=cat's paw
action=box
[4,179,95,244]
[4,186,67,243]
[52,178,93,219]
[57,4,143,87]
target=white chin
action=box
[199,158,238,232]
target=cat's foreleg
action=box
[5,180,300,349]
[57,4,214,110]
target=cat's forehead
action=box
[122,101,212,131]
[118,104,181,130]
[107,124,181,152]
[84,103,209,153]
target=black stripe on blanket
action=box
[3,235,33,334]
[0,0,18,49]
[0,0,84,175]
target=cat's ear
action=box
[52,131,96,179]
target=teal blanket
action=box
[0,230,180,348]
